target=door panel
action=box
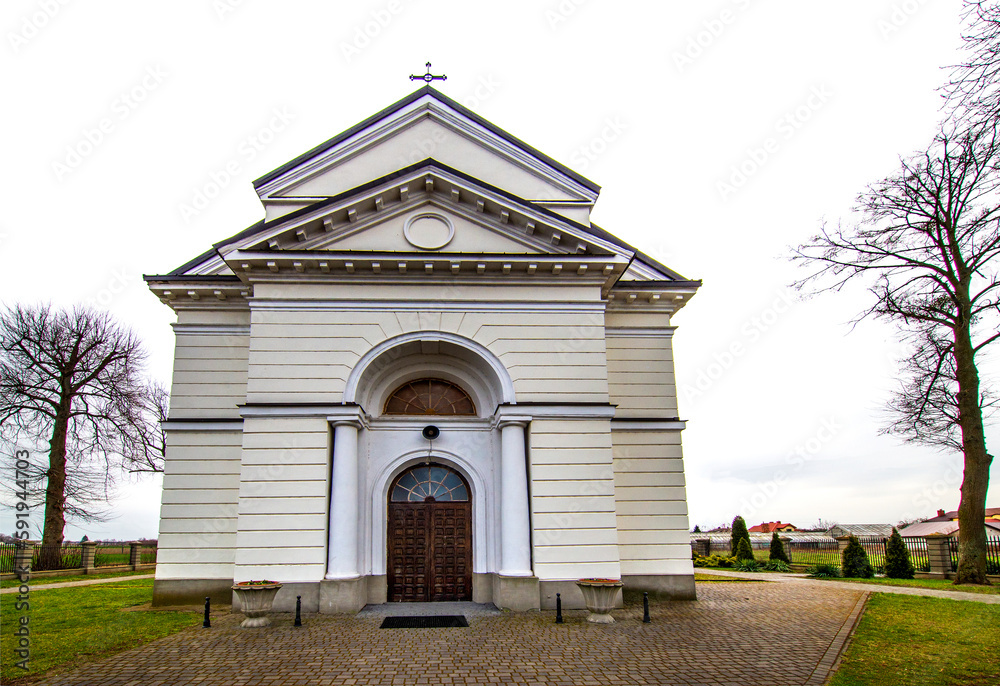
[388,501,471,602]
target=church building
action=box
[146,85,700,612]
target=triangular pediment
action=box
[253,87,599,223]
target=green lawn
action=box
[0,569,151,590]
[0,578,200,683]
[693,573,766,582]
[832,593,1000,686]
[828,576,1000,596]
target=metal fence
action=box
[95,545,131,568]
[0,543,16,573]
[786,539,841,567]
[32,544,83,571]
[949,535,1000,574]
[140,545,157,565]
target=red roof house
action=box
[748,521,796,533]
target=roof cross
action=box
[410,62,447,84]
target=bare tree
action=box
[0,304,164,567]
[793,122,1000,584]
[945,1,1000,124]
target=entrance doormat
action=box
[380,615,469,628]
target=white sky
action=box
[1,0,996,540]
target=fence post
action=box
[695,538,711,557]
[13,541,37,578]
[780,537,792,563]
[925,534,951,579]
[129,542,142,570]
[836,536,851,563]
[81,541,97,573]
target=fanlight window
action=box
[391,465,469,502]
[384,378,476,416]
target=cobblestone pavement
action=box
[32,581,865,686]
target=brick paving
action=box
[31,581,865,686]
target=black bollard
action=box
[294,595,302,627]
[555,592,563,624]
[642,592,651,623]
[203,597,211,628]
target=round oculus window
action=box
[403,213,454,250]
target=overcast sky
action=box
[1,0,996,540]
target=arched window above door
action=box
[390,465,469,502]
[383,378,476,416]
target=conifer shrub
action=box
[735,558,761,572]
[884,527,915,579]
[731,516,751,557]
[808,564,841,578]
[769,531,790,563]
[736,536,756,562]
[841,535,875,578]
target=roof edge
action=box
[251,85,601,194]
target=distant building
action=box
[827,524,893,538]
[748,521,796,533]
[899,508,1000,538]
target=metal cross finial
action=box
[410,62,447,84]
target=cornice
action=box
[254,93,598,205]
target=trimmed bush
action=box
[736,537,755,562]
[842,535,875,578]
[731,516,751,557]
[808,564,841,578]
[769,531,790,563]
[884,527,915,579]
[763,560,791,572]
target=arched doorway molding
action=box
[369,449,493,577]
[344,331,515,416]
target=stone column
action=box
[129,542,142,569]
[836,536,851,556]
[781,537,793,563]
[499,420,532,576]
[326,420,362,580]
[695,538,711,557]
[13,541,36,579]
[925,534,951,579]
[81,541,97,573]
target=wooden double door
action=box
[387,465,472,602]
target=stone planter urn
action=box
[576,578,623,624]
[232,581,282,628]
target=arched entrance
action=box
[387,464,472,602]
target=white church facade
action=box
[146,86,700,613]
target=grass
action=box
[825,576,1000,596]
[831,593,1000,686]
[693,573,766,582]
[0,578,200,683]
[0,569,151,590]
